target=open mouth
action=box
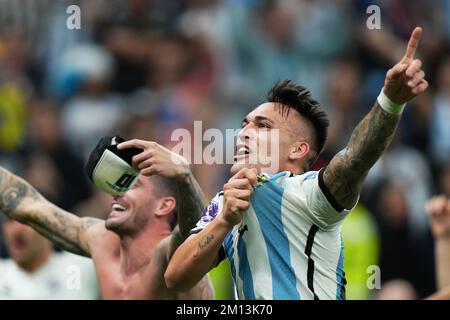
[234,145,250,160]
[112,203,127,212]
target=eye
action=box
[259,122,271,129]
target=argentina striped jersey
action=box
[191,169,353,300]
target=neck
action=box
[282,163,305,175]
[119,222,171,276]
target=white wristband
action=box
[377,89,406,115]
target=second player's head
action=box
[231,80,329,175]
[3,217,53,272]
[105,175,177,236]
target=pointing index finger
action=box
[404,27,422,61]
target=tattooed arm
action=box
[165,217,229,291]
[168,169,206,258]
[322,103,400,209]
[0,167,103,257]
[322,27,428,210]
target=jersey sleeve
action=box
[189,191,224,235]
[283,168,357,229]
[189,191,226,265]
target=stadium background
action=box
[0,0,449,299]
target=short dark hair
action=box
[149,175,178,230]
[267,80,329,160]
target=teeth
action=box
[238,147,249,155]
[112,203,126,211]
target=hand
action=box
[426,195,450,239]
[384,27,428,104]
[220,168,258,228]
[117,139,189,181]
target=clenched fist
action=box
[220,168,258,228]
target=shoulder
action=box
[278,170,321,189]
[82,218,120,257]
[82,218,114,243]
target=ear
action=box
[288,141,310,161]
[154,197,176,218]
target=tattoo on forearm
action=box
[29,210,101,257]
[173,168,206,244]
[194,234,215,258]
[0,168,41,216]
[0,167,102,257]
[323,103,400,209]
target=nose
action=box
[238,124,251,142]
[113,194,123,202]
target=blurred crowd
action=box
[0,0,449,299]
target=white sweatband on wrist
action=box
[377,89,406,115]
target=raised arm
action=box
[322,27,428,210]
[0,167,102,257]
[169,169,207,256]
[117,140,206,258]
[426,196,450,289]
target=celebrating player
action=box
[0,139,213,299]
[165,27,428,300]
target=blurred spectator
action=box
[401,90,433,155]
[26,99,92,211]
[375,279,418,300]
[0,217,99,299]
[365,141,433,236]
[429,55,450,166]
[342,203,380,300]
[59,44,124,159]
[323,56,365,157]
[0,29,31,154]
[438,162,450,197]
[370,179,435,298]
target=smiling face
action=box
[231,102,315,175]
[105,175,176,236]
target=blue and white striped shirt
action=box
[191,169,352,300]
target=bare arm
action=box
[435,237,450,289]
[426,196,450,289]
[168,169,207,258]
[323,27,428,210]
[165,217,228,291]
[323,103,400,209]
[0,167,102,257]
